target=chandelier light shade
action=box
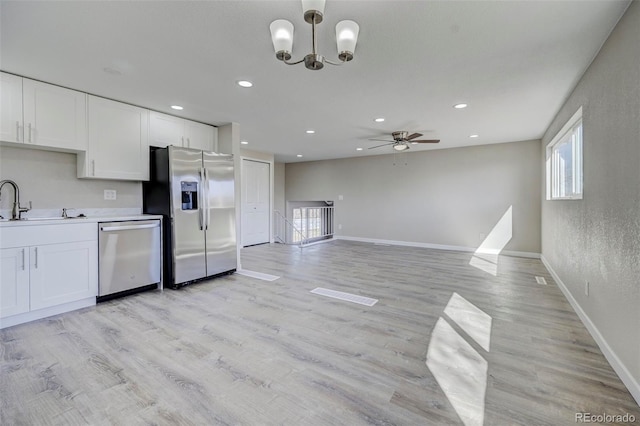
[336,20,359,62]
[301,0,326,22]
[270,19,294,60]
[270,0,359,70]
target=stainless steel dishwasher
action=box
[98,219,161,301]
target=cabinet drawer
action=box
[0,222,97,249]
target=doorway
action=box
[241,159,270,246]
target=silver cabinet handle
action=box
[34,247,38,269]
[28,123,32,143]
[21,248,25,271]
[100,223,159,232]
[16,121,21,142]
[187,138,191,148]
[181,136,184,147]
[92,160,95,176]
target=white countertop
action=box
[0,213,163,227]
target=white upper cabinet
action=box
[78,95,149,181]
[0,72,87,151]
[149,111,184,148]
[149,110,217,151]
[0,73,23,143]
[22,79,87,151]
[185,119,217,151]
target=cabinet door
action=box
[0,247,30,318]
[184,120,214,151]
[29,241,98,311]
[149,111,185,148]
[85,95,149,180]
[22,79,87,151]
[0,72,23,144]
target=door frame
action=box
[240,156,274,246]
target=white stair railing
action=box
[274,206,334,247]
[294,206,334,244]
[274,210,306,247]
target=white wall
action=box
[540,1,639,403]
[286,140,541,254]
[0,146,141,215]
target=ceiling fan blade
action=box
[405,132,423,141]
[368,142,395,149]
[368,138,394,142]
[411,139,440,143]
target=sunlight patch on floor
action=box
[469,206,513,276]
[443,292,492,352]
[427,293,493,426]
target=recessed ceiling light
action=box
[237,80,253,88]
[306,130,315,134]
[454,103,468,109]
[470,134,479,138]
[374,118,385,122]
[171,105,184,110]
[296,154,303,158]
[240,140,249,145]
[356,148,363,151]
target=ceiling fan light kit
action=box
[368,131,441,151]
[270,0,359,70]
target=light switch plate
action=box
[104,189,117,200]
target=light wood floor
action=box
[1,241,638,425]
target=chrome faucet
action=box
[0,180,32,220]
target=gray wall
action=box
[0,146,141,212]
[541,2,639,393]
[274,162,285,214]
[286,140,541,254]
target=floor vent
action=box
[310,287,378,306]
[535,276,548,285]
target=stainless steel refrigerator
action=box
[143,146,237,288]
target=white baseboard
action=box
[335,235,540,259]
[541,255,640,406]
[0,297,96,329]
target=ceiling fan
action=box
[369,131,440,151]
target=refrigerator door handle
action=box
[198,168,205,230]
[204,167,210,230]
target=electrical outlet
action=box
[338,224,342,230]
[104,189,117,200]
[585,281,589,296]
[338,195,344,201]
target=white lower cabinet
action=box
[0,247,30,318]
[0,223,98,327]
[29,241,97,311]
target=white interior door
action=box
[242,159,270,246]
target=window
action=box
[546,107,583,200]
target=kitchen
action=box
[0,74,246,328]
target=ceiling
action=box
[0,1,630,163]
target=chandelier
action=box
[269,0,359,70]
